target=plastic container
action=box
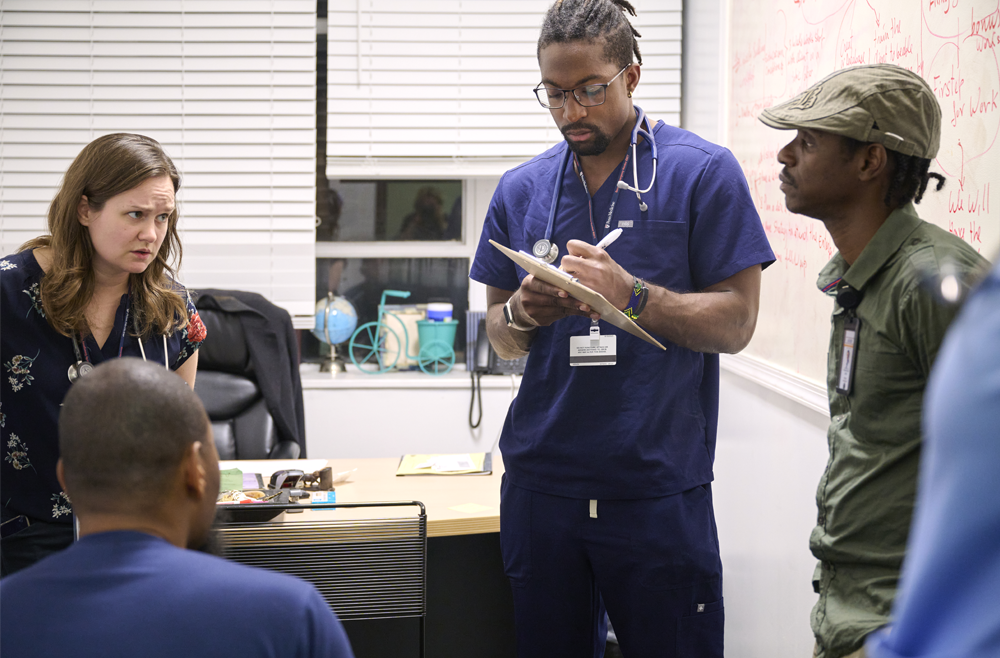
[417,319,458,359]
[426,302,454,322]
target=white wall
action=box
[682,0,726,144]
[715,370,828,657]
[303,369,519,458]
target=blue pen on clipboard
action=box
[595,228,623,251]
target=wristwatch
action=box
[503,298,535,332]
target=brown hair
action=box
[21,133,188,338]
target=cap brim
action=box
[758,110,799,130]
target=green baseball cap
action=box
[759,64,941,159]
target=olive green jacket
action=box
[810,204,988,658]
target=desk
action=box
[289,456,502,537]
[226,455,514,658]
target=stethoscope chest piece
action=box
[67,361,93,383]
[532,239,559,264]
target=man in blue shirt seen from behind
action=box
[0,358,354,658]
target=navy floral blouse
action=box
[1,249,206,524]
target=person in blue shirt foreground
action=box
[865,260,1000,658]
[0,358,354,658]
[469,1,774,655]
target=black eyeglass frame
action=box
[532,64,632,109]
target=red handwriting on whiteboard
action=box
[928,0,960,16]
[948,217,986,250]
[782,247,810,277]
[972,8,1000,37]
[948,182,991,218]
[933,66,965,99]
[950,86,999,126]
[971,5,1000,54]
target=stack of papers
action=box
[396,453,493,476]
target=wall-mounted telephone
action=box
[473,319,528,375]
[469,318,527,428]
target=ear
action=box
[77,195,92,226]
[56,458,69,493]
[626,63,641,95]
[858,143,890,182]
[183,441,208,499]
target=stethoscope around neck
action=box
[68,292,169,383]
[532,105,658,264]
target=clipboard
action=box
[490,240,666,350]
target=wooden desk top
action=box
[229,455,503,538]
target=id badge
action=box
[569,322,617,366]
[836,316,860,395]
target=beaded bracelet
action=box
[624,276,648,320]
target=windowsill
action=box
[300,363,521,390]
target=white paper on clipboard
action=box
[489,240,666,350]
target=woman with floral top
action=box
[1,133,206,575]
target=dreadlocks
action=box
[884,151,945,207]
[537,0,643,69]
[842,137,946,208]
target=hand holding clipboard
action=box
[489,240,666,350]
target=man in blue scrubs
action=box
[469,1,774,656]
[0,359,354,658]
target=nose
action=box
[777,139,795,166]
[138,218,158,243]
[560,93,587,124]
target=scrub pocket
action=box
[499,475,532,587]
[675,597,725,658]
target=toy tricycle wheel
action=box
[418,340,455,376]
[349,322,401,374]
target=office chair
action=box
[218,502,427,658]
[193,293,301,460]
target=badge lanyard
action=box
[834,284,863,395]
[572,151,631,241]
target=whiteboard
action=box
[727,0,1000,385]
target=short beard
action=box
[562,124,611,156]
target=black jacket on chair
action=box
[193,289,306,459]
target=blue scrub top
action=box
[470,121,774,500]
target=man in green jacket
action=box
[760,64,989,658]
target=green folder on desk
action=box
[396,452,493,476]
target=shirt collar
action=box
[816,203,923,296]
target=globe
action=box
[312,295,358,345]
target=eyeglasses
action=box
[533,64,631,109]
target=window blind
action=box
[0,0,317,317]
[327,0,681,177]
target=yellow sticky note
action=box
[449,503,493,514]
